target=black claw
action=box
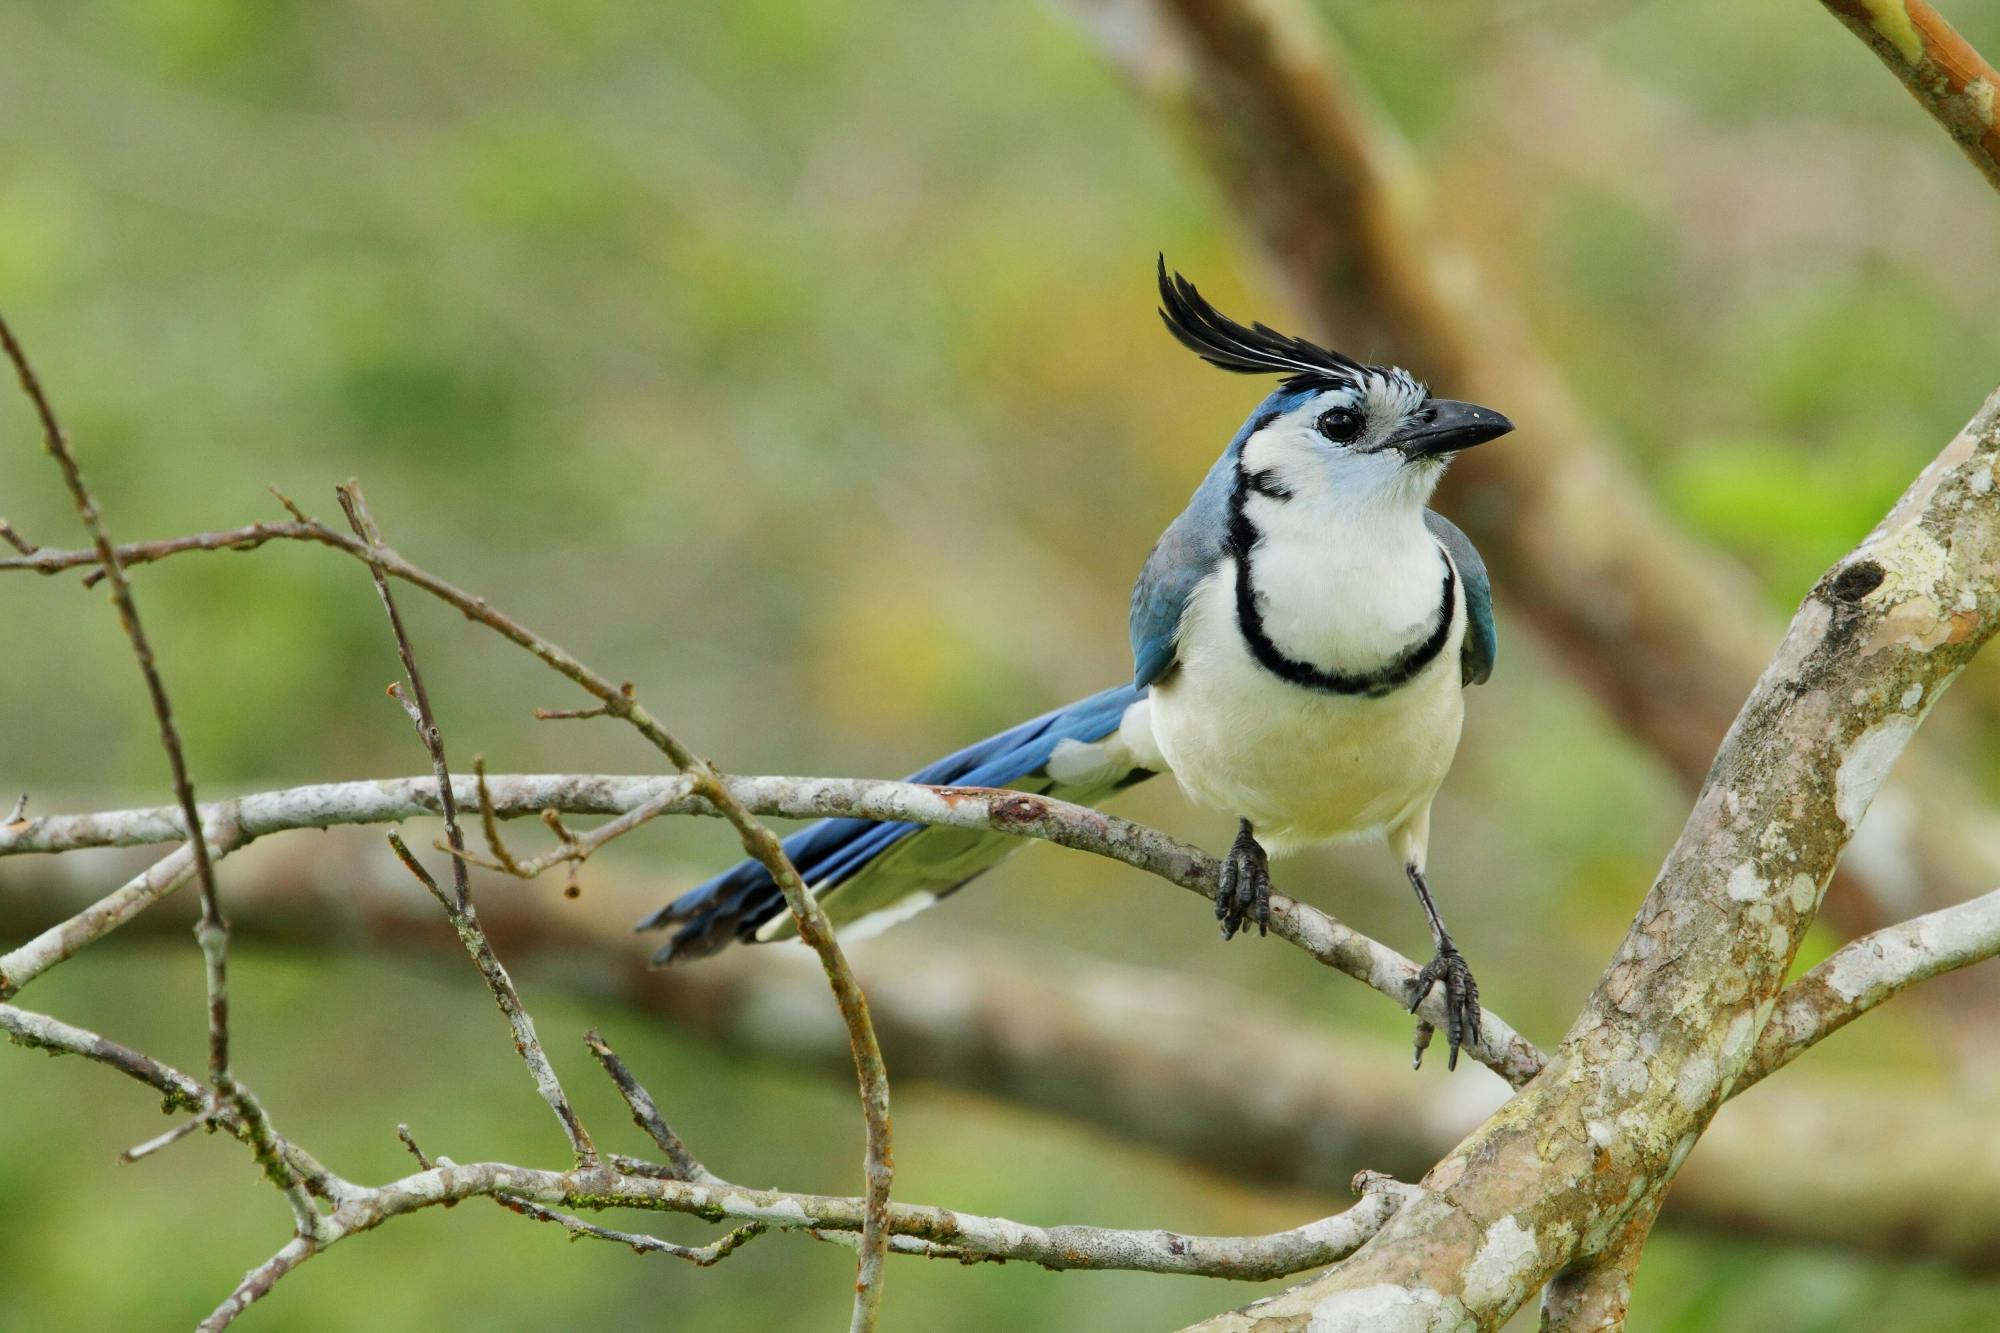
[1407,947,1481,1072]
[1215,822,1270,942]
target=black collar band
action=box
[1226,466,1456,698]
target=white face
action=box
[1239,368,1443,518]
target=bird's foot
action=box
[1407,946,1481,1071]
[1216,824,1270,940]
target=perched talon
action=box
[1408,946,1480,1070]
[1410,1019,1434,1071]
[1216,819,1270,940]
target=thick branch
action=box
[1537,1197,1658,1333]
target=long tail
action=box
[637,683,1155,964]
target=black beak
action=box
[1393,399,1514,458]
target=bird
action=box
[640,258,1515,1069]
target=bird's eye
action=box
[1316,408,1364,443]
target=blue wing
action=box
[638,682,1149,963]
[1425,510,1496,686]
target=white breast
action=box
[1146,511,1466,855]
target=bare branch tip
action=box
[385,830,446,904]
[396,1124,435,1171]
[534,702,612,721]
[119,1100,219,1165]
[267,485,310,523]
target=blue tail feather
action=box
[639,683,1146,963]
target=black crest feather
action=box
[1156,256,1361,389]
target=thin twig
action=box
[0,516,34,554]
[396,1124,434,1171]
[119,1099,219,1164]
[0,1003,352,1201]
[384,820,597,1169]
[436,781,683,882]
[21,493,899,1325]
[0,313,230,1083]
[585,1030,718,1184]
[337,483,470,912]
[338,479,597,1167]
[227,1074,322,1235]
[472,757,525,875]
[267,485,310,523]
[535,702,613,721]
[496,1195,765,1265]
[199,1235,317,1332]
[4,793,25,825]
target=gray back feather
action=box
[1130,448,1235,688]
[1424,510,1497,686]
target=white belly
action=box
[1148,567,1465,855]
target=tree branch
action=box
[0,826,242,997]
[0,771,1548,1087]
[337,479,598,1167]
[1818,0,2000,193]
[1537,1197,1658,1333]
[0,1002,354,1203]
[8,987,1419,1326]
[1745,884,2000,1085]
[0,313,325,1238]
[0,313,232,1081]
[493,1193,766,1265]
[0,481,897,1327]
[585,1029,718,1185]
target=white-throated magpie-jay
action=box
[640,259,1514,1069]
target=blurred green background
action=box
[4,0,2000,1328]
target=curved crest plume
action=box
[1156,256,1361,389]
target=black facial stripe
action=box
[1227,462,1456,698]
[1244,469,1293,501]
